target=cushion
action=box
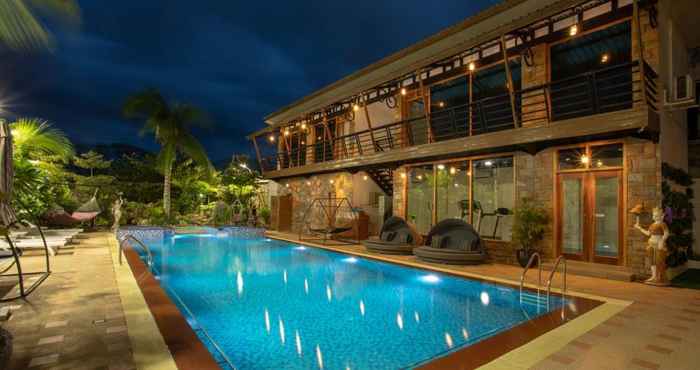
[381,231,397,242]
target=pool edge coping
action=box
[108,233,179,370]
[109,233,221,370]
[266,233,633,369]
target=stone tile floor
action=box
[268,231,700,370]
[2,230,700,369]
[0,232,136,370]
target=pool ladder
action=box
[118,234,154,268]
[519,253,567,309]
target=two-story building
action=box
[249,0,698,277]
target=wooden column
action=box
[417,70,433,143]
[362,99,378,152]
[322,113,333,160]
[251,135,264,172]
[501,35,519,128]
[633,0,647,104]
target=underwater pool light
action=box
[480,291,490,306]
[342,257,358,263]
[420,274,440,284]
[294,246,307,251]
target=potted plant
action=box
[512,197,550,267]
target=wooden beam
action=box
[251,135,264,172]
[362,100,378,151]
[633,0,648,105]
[501,34,519,128]
[417,70,433,143]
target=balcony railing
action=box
[259,60,656,173]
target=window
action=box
[472,157,514,241]
[435,161,470,223]
[406,165,434,235]
[404,156,514,240]
[558,143,623,171]
[430,77,469,141]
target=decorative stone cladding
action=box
[278,173,355,234]
[389,138,662,272]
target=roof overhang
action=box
[263,0,586,127]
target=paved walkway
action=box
[0,232,136,370]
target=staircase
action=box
[365,168,394,196]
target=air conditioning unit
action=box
[664,74,698,109]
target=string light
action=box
[569,25,578,36]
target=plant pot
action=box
[516,248,536,268]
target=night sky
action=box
[1,0,496,162]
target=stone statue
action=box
[634,207,670,286]
[111,194,124,232]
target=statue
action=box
[111,194,124,232]
[633,206,670,286]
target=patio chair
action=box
[362,216,418,255]
[413,218,486,265]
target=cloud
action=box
[1,0,496,161]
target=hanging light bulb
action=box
[468,62,476,72]
[600,53,610,64]
[301,123,307,130]
[580,154,590,165]
[437,164,446,170]
[353,103,360,112]
[268,135,275,142]
[283,129,290,137]
[400,88,407,96]
[449,167,457,175]
[438,101,445,108]
[569,24,578,36]
[362,175,368,181]
[400,173,406,179]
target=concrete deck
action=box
[1,231,698,369]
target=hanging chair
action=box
[299,194,359,245]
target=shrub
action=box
[511,197,550,252]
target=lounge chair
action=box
[362,216,418,255]
[413,218,486,265]
[1,237,68,256]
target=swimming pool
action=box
[125,230,568,369]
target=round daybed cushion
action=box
[363,240,415,255]
[413,246,486,265]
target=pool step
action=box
[519,291,550,308]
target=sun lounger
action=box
[1,238,66,256]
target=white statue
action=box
[112,194,124,232]
[634,207,670,286]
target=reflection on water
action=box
[142,235,566,370]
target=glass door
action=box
[558,173,586,260]
[557,171,622,264]
[591,171,622,263]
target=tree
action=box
[0,0,80,51]
[74,150,111,177]
[123,88,213,218]
[10,118,74,218]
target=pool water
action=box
[135,232,565,370]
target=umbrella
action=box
[0,120,17,227]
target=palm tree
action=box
[123,88,213,218]
[11,118,74,160]
[0,0,80,51]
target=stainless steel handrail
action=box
[519,252,541,302]
[119,234,153,268]
[546,255,567,299]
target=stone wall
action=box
[278,173,354,234]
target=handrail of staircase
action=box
[519,252,541,301]
[119,234,154,268]
[546,255,567,300]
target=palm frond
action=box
[123,88,169,121]
[179,132,213,176]
[155,143,177,175]
[0,0,51,51]
[10,118,74,160]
